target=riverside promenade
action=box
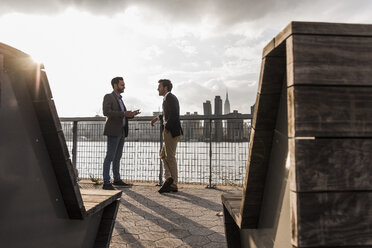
[81,182,241,247]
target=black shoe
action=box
[113,180,132,187]
[102,183,115,190]
[158,178,174,193]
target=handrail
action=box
[60,114,252,187]
[60,114,253,122]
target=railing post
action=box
[72,121,78,168]
[207,119,216,189]
[157,124,164,186]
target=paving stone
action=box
[127,241,157,248]
[203,241,227,248]
[123,226,150,235]
[183,235,210,247]
[109,241,127,248]
[188,227,214,236]
[138,231,170,242]
[115,233,139,244]
[169,229,191,239]
[155,238,184,247]
[207,232,226,243]
[108,183,239,247]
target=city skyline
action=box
[1,1,371,117]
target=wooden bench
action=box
[222,21,372,247]
[0,42,122,248]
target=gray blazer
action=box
[103,92,129,137]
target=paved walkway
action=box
[107,183,241,248]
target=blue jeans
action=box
[103,129,125,184]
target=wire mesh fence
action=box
[61,114,252,186]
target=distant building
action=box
[224,90,230,114]
[214,96,223,141]
[226,110,244,141]
[214,96,222,115]
[203,100,212,139]
[183,112,201,141]
[203,100,212,115]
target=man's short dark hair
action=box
[159,79,172,92]
[111,77,123,88]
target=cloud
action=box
[0,0,290,25]
[2,0,372,118]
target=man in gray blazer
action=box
[151,79,183,193]
[102,77,140,190]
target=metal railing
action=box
[60,114,252,186]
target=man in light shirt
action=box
[102,77,140,190]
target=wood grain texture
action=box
[262,38,275,58]
[288,35,372,87]
[288,86,372,137]
[221,194,242,224]
[238,128,276,228]
[94,200,121,248]
[290,21,372,37]
[274,22,372,55]
[291,192,372,247]
[290,138,372,192]
[252,93,281,130]
[81,189,121,216]
[223,205,242,248]
[257,56,286,94]
[244,128,274,191]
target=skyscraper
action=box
[203,100,212,139]
[224,90,230,114]
[203,100,212,115]
[214,96,223,141]
[214,96,222,115]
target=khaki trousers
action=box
[160,130,182,187]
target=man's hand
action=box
[151,116,159,127]
[125,109,141,117]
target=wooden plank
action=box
[291,191,372,247]
[41,130,70,161]
[288,35,372,87]
[288,86,372,137]
[286,36,294,87]
[262,38,275,58]
[0,54,3,69]
[291,21,372,37]
[237,128,276,228]
[33,100,63,133]
[252,93,281,130]
[83,190,122,216]
[257,56,286,95]
[223,205,242,248]
[52,159,85,218]
[0,42,29,58]
[82,195,112,203]
[94,200,120,248]
[275,22,372,53]
[81,189,122,196]
[290,138,372,192]
[39,70,53,99]
[274,22,293,52]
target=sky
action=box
[1,0,372,117]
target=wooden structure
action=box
[222,21,372,247]
[0,43,122,247]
